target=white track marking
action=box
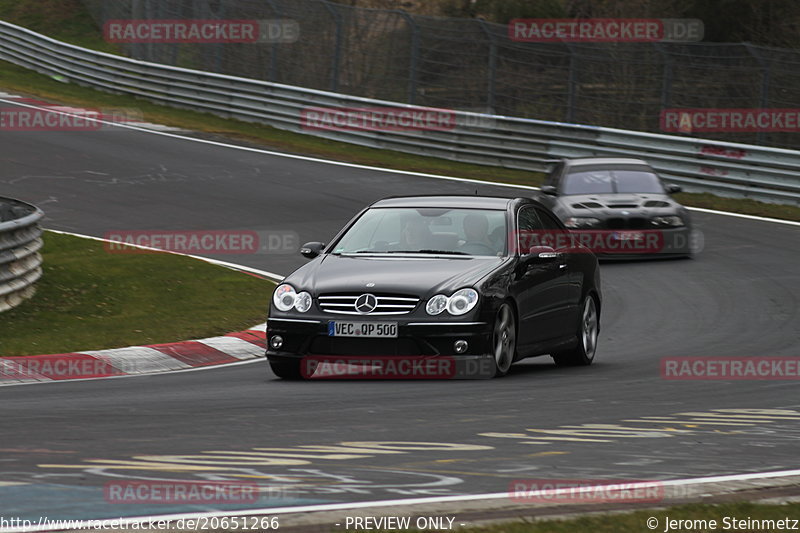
[46,229,284,281]
[0,358,262,388]
[80,346,192,373]
[196,336,264,360]
[4,468,800,532]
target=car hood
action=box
[285,253,508,297]
[558,193,683,216]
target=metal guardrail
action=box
[0,197,43,313]
[0,20,799,205]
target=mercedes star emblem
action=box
[355,293,378,314]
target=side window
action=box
[537,209,571,250]
[536,209,564,230]
[516,207,543,254]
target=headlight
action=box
[448,288,479,315]
[273,284,313,312]
[564,217,601,229]
[651,215,684,227]
[426,294,448,315]
[294,292,312,313]
[426,289,479,316]
[273,284,297,312]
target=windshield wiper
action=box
[383,249,469,255]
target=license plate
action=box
[612,231,644,241]
[328,321,398,338]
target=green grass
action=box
[0,0,116,52]
[0,232,273,357]
[386,501,800,533]
[675,192,800,221]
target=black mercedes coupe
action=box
[266,195,601,379]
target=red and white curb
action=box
[0,323,267,385]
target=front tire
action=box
[552,295,599,367]
[492,303,517,377]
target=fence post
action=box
[213,0,226,74]
[322,1,343,92]
[565,43,578,123]
[264,0,281,82]
[655,43,673,111]
[745,43,771,145]
[478,19,497,112]
[395,10,419,105]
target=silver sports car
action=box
[538,157,695,258]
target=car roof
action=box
[370,195,521,210]
[563,157,652,168]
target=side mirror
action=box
[520,245,558,267]
[666,184,682,194]
[300,241,325,259]
[540,185,558,196]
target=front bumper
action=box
[266,317,493,357]
[569,227,693,258]
[266,317,496,379]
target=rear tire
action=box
[269,359,304,380]
[552,295,599,367]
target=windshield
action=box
[562,169,665,195]
[332,207,507,257]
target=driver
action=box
[461,213,497,254]
[399,217,431,249]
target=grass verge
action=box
[0,231,273,357]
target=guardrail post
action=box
[395,10,419,105]
[322,1,344,92]
[478,19,497,112]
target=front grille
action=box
[608,204,638,208]
[606,217,648,229]
[318,293,420,315]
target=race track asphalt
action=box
[1,103,798,521]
